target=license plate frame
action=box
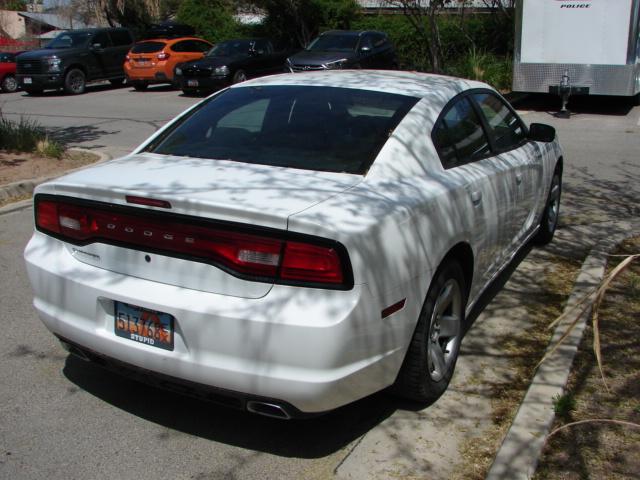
[187,79,199,87]
[114,301,174,351]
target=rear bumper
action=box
[178,75,230,92]
[24,231,407,414]
[17,73,63,90]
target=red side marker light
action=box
[381,299,406,319]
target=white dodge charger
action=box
[24,71,562,419]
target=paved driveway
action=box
[0,87,639,479]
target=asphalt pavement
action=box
[0,87,639,480]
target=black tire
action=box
[533,170,562,245]
[392,260,467,403]
[232,69,247,84]
[64,68,86,94]
[132,81,148,91]
[109,78,125,87]
[1,74,18,93]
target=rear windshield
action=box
[145,85,418,174]
[131,41,166,53]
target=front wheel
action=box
[232,69,247,84]
[392,260,467,403]
[64,68,86,94]
[533,171,562,245]
[1,75,18,93]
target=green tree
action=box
[176,0,240,43]
[257,0,359,48]
[0,0,27,11]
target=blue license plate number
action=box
[115,302,174,351]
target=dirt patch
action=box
[0,149,100,185]
[533,237,640,480]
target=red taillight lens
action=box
[157,52,170,60]
[35,197,351,289]
[281,241,343,284]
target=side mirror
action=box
[91,43,103,51]
[528,123,556,143]
[360,46,371,54]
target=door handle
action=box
[515,173,523,185]
[470,190,482,206]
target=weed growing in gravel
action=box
[552,392,576,420]
[0,109,64,157]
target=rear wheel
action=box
[132,81,148,91]
[64,68,86,94]
[1,74,18,93]
[392,260,467,403]
[533,171,562,245]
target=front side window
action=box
[433,97,491,169]
[473,93,526,152]
[92,32,112,48]
[145,85,419,174]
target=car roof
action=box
[234,70,490,102]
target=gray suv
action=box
[16,28,133,95]
[286,30,397,72]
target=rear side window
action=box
[433,97,491,169]
[110,30,133,46]
[92,32,112,48]
[473,93,526,152]
[146,85,419,174]
[131,41,166,53]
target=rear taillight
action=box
[35,197,352,289]
[157,52,170,60]
[125,54,131,62]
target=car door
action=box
[432,95,516,292]
[87,31,112,79]
[471,91,544,252]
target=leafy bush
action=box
[0,110,64,157]
[176,0,242,43]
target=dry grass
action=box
[533,237,640,480]
[455,253,583,480]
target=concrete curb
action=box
[486,220,640,480]
[0,148,111,207]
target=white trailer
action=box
[513,0,640,100]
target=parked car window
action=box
[253,39,273,55]
[146,85,419,174]
[46,31,91,49]
[92,31,112,48]
[473,92,526,151]
[171,40,191,52]
[131,41,166,53]
[372,33,388,48]
[110,30,133,46]
[0,53,15,62]
[208,40,252,57]
[359,35,374,50]
[433,97,491,169]
[194,40,212,53]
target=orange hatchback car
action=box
[125,37,212,90]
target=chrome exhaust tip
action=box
[246,401,291,420]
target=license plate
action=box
[187,79,198,87]
[23,77,32,84]
[136,61,150,66]
[115,302,174,351]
